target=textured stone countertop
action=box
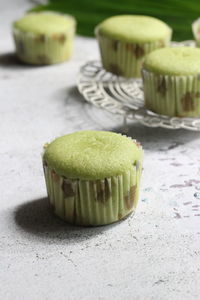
[1,1,200,300]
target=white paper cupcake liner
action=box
[95,30,171,78]
[142,68,200,117]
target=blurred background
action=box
[32,0,200,41]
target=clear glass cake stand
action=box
[77,41,200,131]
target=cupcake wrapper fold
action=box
[142,68,200,117]
[43,159,142,226]
[13,24,75,65]
[95,31,171,78]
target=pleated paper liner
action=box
[43,159,142,226]
[142,68,200,117]
[13,13,76,65]
[95,30,171,78]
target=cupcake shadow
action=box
[66,85,124,130]
[113,122,200,151]
[0,52,28,69]
[14,197,121,242]
[67,85,85,104]
[0,52,54,70]
[67,85,200,148]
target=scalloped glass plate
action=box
[77,40,200,131]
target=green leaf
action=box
[31,0,200,41]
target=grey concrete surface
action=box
[1,1,200,299]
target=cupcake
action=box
[13,12,76,65]
[95,15,172,78]
[42,130,143,226]
[192,18,200,47]
[142,47,200,117]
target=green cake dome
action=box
[13,12,75,35]
[43,130,142,180]
[96,15,171,43]
[143,47,200,76]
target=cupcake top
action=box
[143,47,200,76]
[13,12,75,35]
[95,15,171,43]
[43,130,142,180]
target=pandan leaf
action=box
[31,0,200,41]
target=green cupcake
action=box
[13,12,76,65]
[95,15,172,78]
[43,130,143,226]
[142,47,200,117]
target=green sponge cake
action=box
[13,12,76,65]
[95,15,172,78]
[43,130,143,226]
[144,47,200,75]
[142,47,200,117]
[14,13,74,35]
